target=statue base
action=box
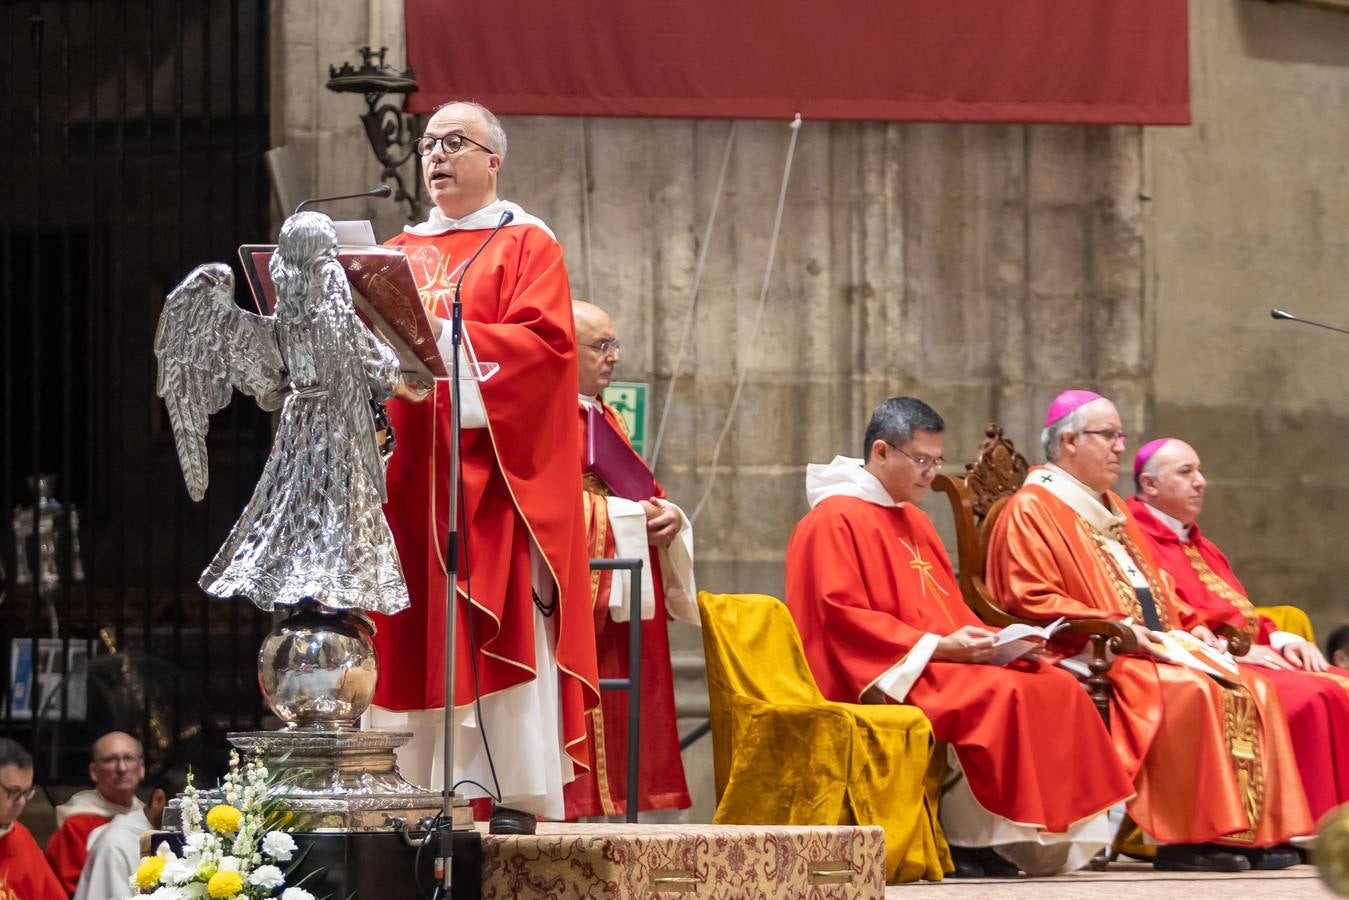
[165,726,473,832]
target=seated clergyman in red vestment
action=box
[0,740,63,900]
[46,731,143,894]
[1128,436,1349,822]
[986,390,1314,872]
[563,301,697,820]
[785,397,1135,877]
[367,101,600,829]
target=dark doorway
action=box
[1,1,275,785]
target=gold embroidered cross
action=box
[898,537,948,599]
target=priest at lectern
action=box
[367,100,600,833]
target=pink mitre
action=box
[1043,389,1102,427]
[1133,437,1172,481]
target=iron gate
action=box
[1,0,274,784]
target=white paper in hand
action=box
[988,617,1068,667]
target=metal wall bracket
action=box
[327,46,426,222]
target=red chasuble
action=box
[785,495,1134,833]
[563,401,691,818]
[0,823,63,900]
[986,475,1314,845]
[1129,496,1349,821]
[371,223,600,777]
[45,814,107,895]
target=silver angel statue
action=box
[154,211,409,615]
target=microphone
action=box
[1270,308,1349,336]
[292,184,393,215]
[432,205,515,900]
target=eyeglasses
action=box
[94,753,142,767]
[583,339,621,355]
[0,785,36,802]
[415,132,496,158]
[1080,429,1128,446]
[890,444,944,471]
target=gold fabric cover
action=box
[697,591,951,883]
[1257,604,1316,643]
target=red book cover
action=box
[585,406,656,501]
[238,244,446,379]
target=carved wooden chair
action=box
[930,424,1251,728]
[931,425,1125,728]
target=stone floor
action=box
[886,862,1335,899]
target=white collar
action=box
[1028,463,1126,532]
[1140,501,1190,541]
[805,456,902,509]
[579,393,602,410]
[403,198,556,239]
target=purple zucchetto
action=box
[1133,437,1172,482]
[1043,390,1102,428]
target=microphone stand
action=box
[433,209,513,900]
[292,184,394,215]
[1270,308,1349,336]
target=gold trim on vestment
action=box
[1077,519,1174,628]
[1181,545,1259,639]
[1219,685,1264,844]
[588,706,618,816]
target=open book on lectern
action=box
[238,227,499,423]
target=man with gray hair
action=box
[785,397,1134,877]
[1127,436,1349,823]
[986,389,1311,871]
[368,100,599,833]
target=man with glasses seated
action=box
[562,301,697,822]
[0,738,63,899]
[986,390,1312,872]
[784,397,1135,877]
[368,101,599,834]
[45,731,143,893]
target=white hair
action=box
[433,99,508,162]
[1041,404,1092,462]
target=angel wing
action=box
[154,262,286,501]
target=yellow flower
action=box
[134,855,166,889]
[206,804,243,835]
[207,869,244,898]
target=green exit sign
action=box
[602,381,648,458]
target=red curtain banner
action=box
[403,0,1189,124]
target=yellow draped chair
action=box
[1256,605,1316,643]
[697,591,951,883]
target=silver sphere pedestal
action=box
[214,605,469,832]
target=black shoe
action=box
[948,846,1020,878]
[488,805,537,835]
[1154,843,1252,872]
[1241,845,1302,870]
[947,846,985,878]
[975,847,1021,878]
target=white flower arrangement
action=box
[126,751,313,900]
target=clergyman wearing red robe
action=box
[986,390,1313,872]
[0,739,62,900]
[368,101,600,826]
[1128,436,1349,822]
[563,301,697,820]
[46,731,143,894]
[785,397,1135,878]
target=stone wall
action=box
[1148,0,1349,644]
